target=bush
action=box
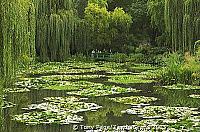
[110,53,128,63]
[131,44,168,64]
[128,53,144,63]
[156,51,200,85]
[20,55,33,69]
[156,53,183,84]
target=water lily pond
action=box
[2,61,200,131]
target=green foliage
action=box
[67,85,140,97]
[147,0,166,46]
[110,53,128,63]
[128,44,168,64]
[164,0,200,52]
[110,96,157,105]
[108,75,154,84]
[0,81,3,130]
[0,0,36,87]
[88,0,108,7]
[147,0,165,31]
[84,3,111,50]
[111,8,132,32]
[128,53,145,63]
[84,2,132,51]
[20,55,33,69]
[156,51,200,85]
[147,0,200,51]
[70,53,93,62]
[128,0,148,24]
[35,0,77,62]
[156,53,183,84]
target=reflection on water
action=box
[3,87,200,131]
[2,82,200,132]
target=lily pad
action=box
[4,88,30,93]
[13,111,83,125]
[67,85,141,97]
[108,75,154,84]
[110,96,158,105]
[22,96,102,113]
[42,74,105,81]
[129,64,156,72]
[2,101,16,109]
[162,84,200,90]
[125,106,199,119]
[132,116,200,131]
[44,81,104,91]
[189,94,200,99]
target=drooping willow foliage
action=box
[183,0,200,52]
[164,0,200,52]
[0,0,36,87]
[35,0,91,62]
[0,80,2,130]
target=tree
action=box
[110,8,132,51]
[147,0,166,46]
[88,0,108,7]
[0,0,36,86]
[84,2,132,51]
[164,0,200,52]
[84,3,111,50]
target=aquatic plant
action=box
[22,61,129,77]
[13,111,83,125]
[162,84,200,90]
[189,94,200,99]
[23,100,101,113]
[132,117,200,131]
[23,96,102,113]
[13,96,101,125]
[67,85,140,97]
[45,81,104,91]
[2,101,16,109]
[110,96,157,105]
[128,64,156,72]
[42,75,105,81]
[108,75,154,84]
[4,88,30,93]
[125,106,199,119]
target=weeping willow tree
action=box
[35,0,90,62]
[0,0,3,129]
[0,0,36,87]
[72,19,91,55]
[48,11,74,61]
[183,0,200,52]
[164,0,200,52]
[0,81,2,131]
[0,0,36,129]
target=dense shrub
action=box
[155,49,200,85]
[128,44,168,65]
[128,53,145,63]
[110,53,128,63]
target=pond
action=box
[2,61,200,132]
